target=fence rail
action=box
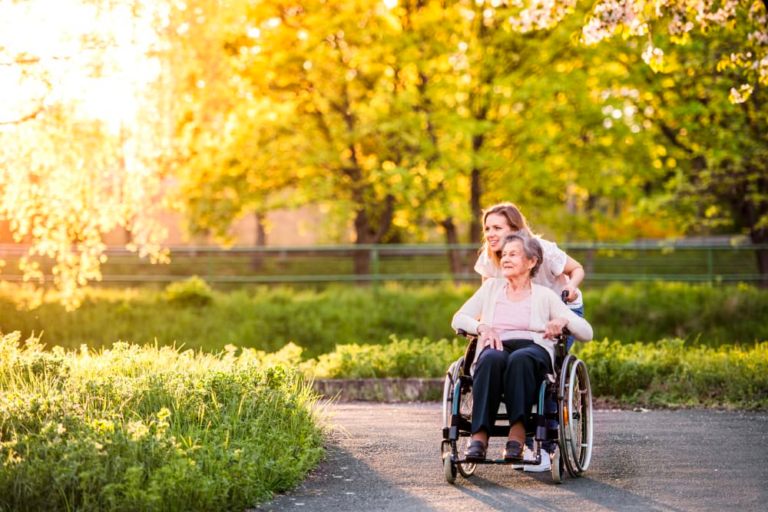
[0,243,766,286]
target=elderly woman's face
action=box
[500,240,536,279]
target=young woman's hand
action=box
[544,317,569,340]
[562,283,578,302]
[477,324,502,351]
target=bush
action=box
[586,281,768,344]
[296,336,768,409]
[574,338,768,409]
[164,276,214,307]
[304,335,465,379]
[0,333,324,512]
[0,282,766,357]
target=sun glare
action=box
[0,0,161,130]
[0,0,170,309]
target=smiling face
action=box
[484,213,514,252]
[500,240,537,280]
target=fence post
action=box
[707,246,714,286]
[371,246,380,295]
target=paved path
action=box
[258,403,768,511]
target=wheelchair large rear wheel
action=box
[455,396,476,476]
[560,358,593,476]
[442,360,458,430]
[442,358,476,478]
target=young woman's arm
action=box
[561,255,585,301]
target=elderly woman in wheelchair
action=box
[448,231,593,480]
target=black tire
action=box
[444,451,457,484]
[454,375,476,477]
[442,361,458,430]
[565,359,593,475]
[551,445,563,484]
[558,354,578,478]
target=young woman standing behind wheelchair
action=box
[475,202,585,348]
[451,232,593,464]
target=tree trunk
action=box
[750,227,768,289]
[353,207,371,277]
[250,211,267,271]
[441,217,463,281]
[352,194,395,278]
[741,192,767,288]
[470,167,482,244]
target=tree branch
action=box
[0,105,45,125]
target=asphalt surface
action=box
[257,402,768,512]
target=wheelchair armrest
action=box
[461,337,478,376]
[455,329,477,340]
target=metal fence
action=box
[1,242,765,287]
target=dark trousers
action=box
[471,340,551,436]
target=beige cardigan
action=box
[451,279,593,372]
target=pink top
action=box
[491,286,533,340]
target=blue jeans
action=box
[534,304,585,454]
[566,304,584,351]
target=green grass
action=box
[0,332,325,511]
[0,281,766,358]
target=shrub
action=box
[164,276,214,307]
[304,335,465,379]
[0,282,766,357]
[0,333,324,512]
[298,335,768,409]
[574,338,768,409]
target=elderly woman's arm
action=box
[451,282,490,335]
[548,293,593,341]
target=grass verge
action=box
[0,332,325,512]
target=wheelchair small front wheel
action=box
[456,437,477,477]
[444,453,457,484]
[550,446,563,484]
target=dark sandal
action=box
[465,440,487,461]
[503,440,524,461]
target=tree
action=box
[0,0,170,308]
[513,0,767,99]
[619,16,768,283]
[169,0,461,273]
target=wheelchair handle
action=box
[560,290,572,337]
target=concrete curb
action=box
[312,378,444,402]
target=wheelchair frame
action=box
[441,302,593,484]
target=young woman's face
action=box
[484,213,513,252]
[500,240,536,279]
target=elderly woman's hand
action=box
[544,317,569,340]
[477,324,502,351]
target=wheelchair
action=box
[441,298,593,484]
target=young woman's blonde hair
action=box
[481,202,535,268]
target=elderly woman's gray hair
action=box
[500,231,543,278]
